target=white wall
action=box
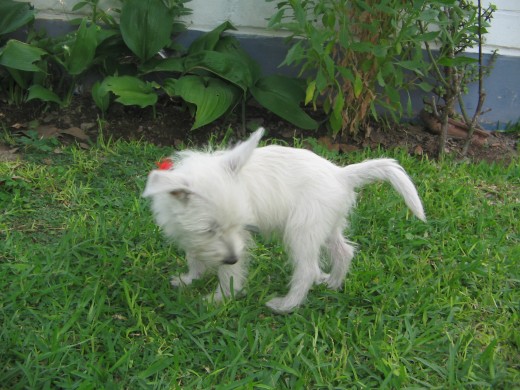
[32,0,520,56]
[31,0,279,35]
[480,0,520,56]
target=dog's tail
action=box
[341,158,426,221]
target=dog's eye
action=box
[202,222,219,236]
[244,224,259,234]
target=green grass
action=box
[1,136,518,389]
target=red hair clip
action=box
[156,158,173,170]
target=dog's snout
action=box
[223,255,238,265]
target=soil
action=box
[1,95,518,164]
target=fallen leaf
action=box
[11,122,25,130]
[281,129,296,138]
[173,139,184,148]
[35,124,61,139]
[0,144,20,162]
[80,122,96,131]
[339,143,359,153]
[60,126,90,141]
[318,136,340,152]
[43,113,57,123]
[61,115,72,126]
[365,125,372,139]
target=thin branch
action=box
[431,96,440,118]
[417,21,450,90]
[462,0,487,155]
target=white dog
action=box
[142,128,425,313]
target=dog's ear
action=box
[142,170,191,198]
[224,127,264,173]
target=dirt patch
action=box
[1,95,518,164]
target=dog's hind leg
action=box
[170,254,207,287]
[325,229,355,290]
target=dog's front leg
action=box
[170,254,207,287]
[207,262,247,302]
[266,254,321,313]
[266,275,315,313]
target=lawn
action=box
[1,134,518,388]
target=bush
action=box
[268,0,433,134]
[0,0,317,131]
[268,0,496,138]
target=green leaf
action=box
[329,93,345,134]
[120,0,173,61]
[353,75,363,99]
[92,81,110,113]
[0,0,35,35]
[174,75,241,130]
[438,56,478,67]
[161,78,177,97]
[338,67,354,83]
[0,40,47,72]
[396,60,424,76]
[71,1,89,12]
[376,71,386,87]
[4,67,29,89]
[26,85,63,106]
[188,21,237,54]
[140,57,185,74]
[323,55,336,79]
[406,93,413,117]
[213,35,261,83]
[95,27,120,46]
[268,9,285,28]
[419,8,440,23]
[315,68,328,93]
[184,51,255,90]
[418,81,433,93]
[332,92,345,121]
[416,31,440,42]
[138,357,175,379]
[305,80,316,105]
[384,84,400,106]
[283,41,305,67]
[329,110,342,134]
[350,41,373,53]
[65,19,98,75]
[251,75,318,130]
[102,76,158,108]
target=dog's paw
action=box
[266,297,298,314]
[170,274,194,287]
[324,275,344,290]
[316,272,330,285]
[204,290,224,303]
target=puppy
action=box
[142,128,425,313]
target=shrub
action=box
[418,0,496,156]
[268,0,496,140]
[268,0,432,135]
[0,0,317,131]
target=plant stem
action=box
[241,96,246,137]
[461,0,485,156]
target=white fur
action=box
[142,128,425,313]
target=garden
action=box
[1,0,519,388]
